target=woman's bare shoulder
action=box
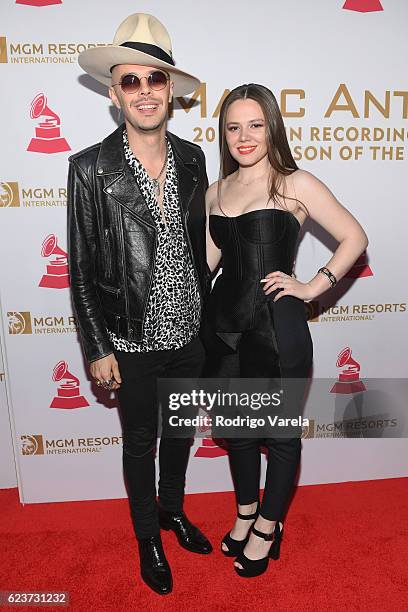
[206,179,219,196]
[206,180,219,203]
[291,168,328,193]
[205,180,221,212]
[206,175,235,211]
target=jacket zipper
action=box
[172,150,202,304]
[104,228,112,279]
[183,208,204,307]
[98,281,120,297]
[117,208,130,334]
[140,233,158,330]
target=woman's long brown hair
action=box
[218,83,308,215]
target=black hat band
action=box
[120,41,175,66]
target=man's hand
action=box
[90,353,122,390]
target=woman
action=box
[203,84,368,578]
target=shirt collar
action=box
[122,128,172,176]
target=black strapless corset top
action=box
[203,209,301,350]
[209,208,300,280]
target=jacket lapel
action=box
[166,131,200,214]
[105,167,155,227]
[96,124,155,227]
[96,125,200,223]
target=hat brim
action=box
[78,46,200,97]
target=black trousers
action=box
[115,336,205,540]
[204,295,313,522]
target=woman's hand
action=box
[261,271,315,302]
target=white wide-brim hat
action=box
[78,13,200,97]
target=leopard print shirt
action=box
[108,129,201,352]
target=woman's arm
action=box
[205,181,223,273]
[263,169,369,300]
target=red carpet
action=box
[1,479,407,611]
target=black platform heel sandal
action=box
[234,521,283,578]
[221,504,259,558]
[269,521,283,560]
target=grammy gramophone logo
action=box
[39,234,70,289]
[194,436,228,458]
[27,93,70,154]
[50,361,89,409]
[193,413,227,458]
[330,347,366,394]
[345,250,373,279]
[0,182,20,207]
[343,0,383,12]
[16,0,62,6]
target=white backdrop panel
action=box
[0,0,407,503]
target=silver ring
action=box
[102,379,114,389]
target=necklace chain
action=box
[151,144,168,197]
[235,171,269,186]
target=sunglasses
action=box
[112,70,169,94]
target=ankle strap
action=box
[237,511,258,520]
[251,525,274,541]
[237,504,259,521]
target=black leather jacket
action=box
[67,124,209,363]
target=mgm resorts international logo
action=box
[305,253,405,323]
[0,35,106,64]
[7,311,77,335]
[306,300,406,323]
[0,181,67,208]
[300,417,397,438]
[21,433,123,456]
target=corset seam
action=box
[231,218,242,280]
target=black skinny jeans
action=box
[115,336,205,540]
[204,295,313,522]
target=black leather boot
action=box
[137,534,173,595]
[159,507,213,554]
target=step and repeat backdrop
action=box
[0,0,407,502]
[0,334,16,488]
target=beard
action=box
[125,106,168,134]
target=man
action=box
[68,13,212,595]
